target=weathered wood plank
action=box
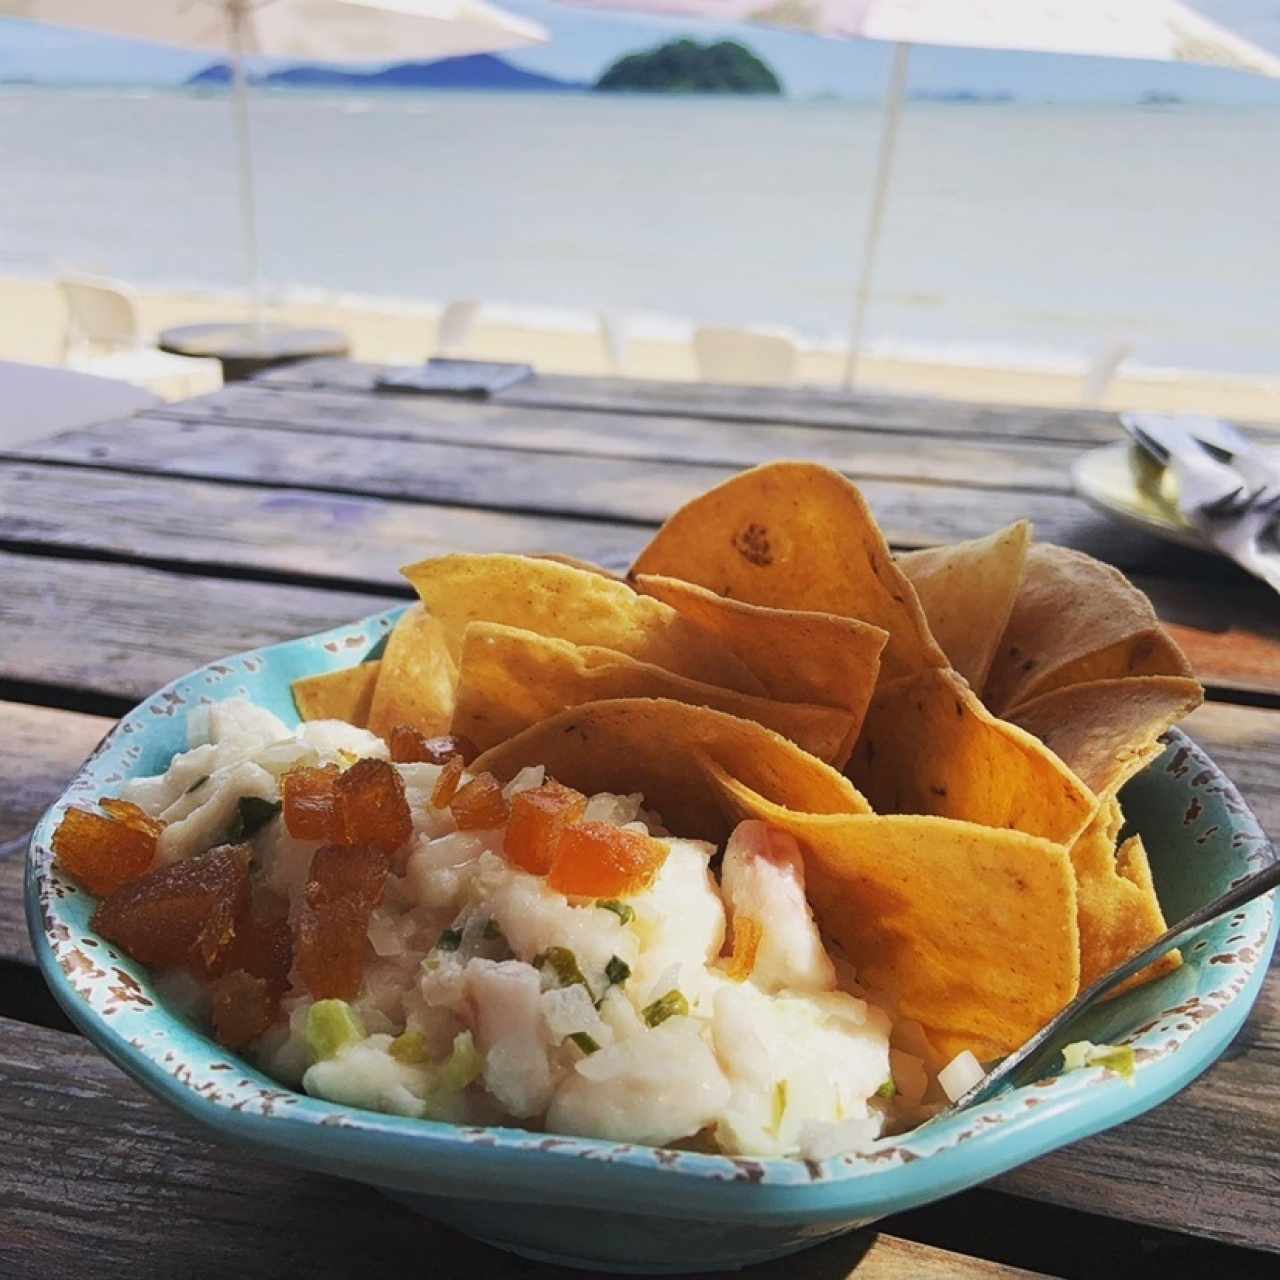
[0,552,401,705]
[151,383,1088,493]
[0,462,644,578]
[0,1017,1049,1280]
[0,702,115,966]
[253,360,1280,446]
[0,458,1220,588]
[0,414,1246,577]
[995,965,1280,1254]
[252,359,1128,446]
[1,484,1279,703]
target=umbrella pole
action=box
[228,2,264,331]
[844,40,911,390]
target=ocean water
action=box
[3,87,1277,376]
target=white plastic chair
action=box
[597,313,629,375]
[57,274,220,399]
[435,300,481,357]
[0,360,162,449]
[693,326,799,386]
[1080,338,1136,406]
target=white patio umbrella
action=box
[2,0,548,316]
[558,0,1280,385]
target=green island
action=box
[594,39,782,95]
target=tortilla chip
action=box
[1070,800,1180,994]
[453,622,858,765]
[848,667,1098,847]
[402,553,764,695]
[472,697,869,844]
[292,661,382,727]
[984,544,1193,714]
[628,462,946,681]
[633,573,886,755]
[366,605,457,740]
[533,552,625,581]
[898,521,1031,695]
[1008,676,1204,797]
[707,762,1080,1060]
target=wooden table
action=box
[1,361,1277,1280]
[157,323,350,382]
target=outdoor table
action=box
[1,360,1277,1279]
[157,322,351,383]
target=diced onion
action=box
[938,1049,985,1102]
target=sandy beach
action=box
[6,273,1279,424]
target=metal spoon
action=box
[947,856,1280,1113]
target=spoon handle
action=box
[954,856,1280,1110]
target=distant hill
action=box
[186,55,582,92]
[595,39,782,95]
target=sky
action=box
[2,1,1280,102]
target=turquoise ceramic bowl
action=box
[26,609,1277,1273]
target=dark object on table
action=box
[375,358,534,398]
[158,323,350,383]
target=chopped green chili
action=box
[642,989,688,1028]
[604,955,631,987]
[568,1032,600,1055]
[597,899,635,925]
[534,946,589,991]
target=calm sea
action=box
[3,87,1277,376]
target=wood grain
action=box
[3,533,1277,710]
[253,360,1280,446]
[0,462,644,578]
[0,551,401,703]
[252,360,1128,446]
[8,413,1270,587]
[0,701,115,965]
[153,383,1088,493]
[0,1017,1048,1280]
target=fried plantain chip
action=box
[629,462,946,681]
[402,553,764,695]
[707,762,1080,1061]
[472,697,869,844]
[366,605,456,740]
[453,622,859,765]
[633,573,886,755]
[898,521,1031,695]
[292,661,382,727]
[1069,799,1180,994]
[848,667,1098,847]
[1007,675,1204,798]
[984,544,1193,715]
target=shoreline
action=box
[8,274,1279,424]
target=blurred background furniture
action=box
[58,274,220,398]
[693,325,799,386]
[434,300,483,358]
[157,322,350,383]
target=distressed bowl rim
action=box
[24,607,1279,1223]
